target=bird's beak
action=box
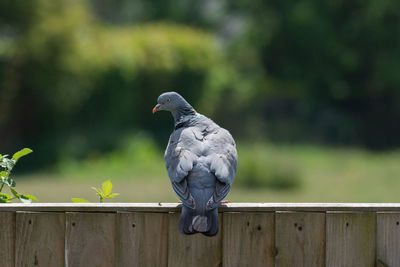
[152,104,161,114]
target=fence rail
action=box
[1,203,400,266]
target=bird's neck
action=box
[172,104,197,126]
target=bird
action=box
[153,92,237,236]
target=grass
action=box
[12,142,400,203]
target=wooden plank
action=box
[0,212,15,267]
[116,212,168,267]
[168,212,222,267]
[326,212,376,267]
[222,212,274,267]
[377,212,400,267]
[66,212,116,267]
[2,203,400,212]
[275,212,325,267]
[15,212,65,267]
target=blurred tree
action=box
[0,0,228,169]
[88,0,400,149]
[224,0,400,148]
[1,0,400,171]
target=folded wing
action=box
[207,128,237,209]
[165,132,197,209]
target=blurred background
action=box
[1,0,399,202]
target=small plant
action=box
[0,148,37,203]
[72,180,119,203]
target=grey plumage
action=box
[153,92,237,236]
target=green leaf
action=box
[71,198,90,203]
[0,171,7,178]
[12,148,33,161]
[21,195,38,201]
[10,187,19,198]
[0,198,9,203]
[91,186,103,197]
[0,158,15,171]
[102,180,112,196]
[105,193,119,199]
[0,192,12,200]
[7,159,15,170]
[6,177,16,187]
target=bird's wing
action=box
[206,127,238,209]
[165,130,197,209]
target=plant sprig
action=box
[0,148,37,203]
[72,180,119,203]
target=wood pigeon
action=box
[153,92,237,236]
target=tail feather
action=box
[179,206,219,236]
[202,208,219,236]
[178,207,197,235]
[192,215,208,232]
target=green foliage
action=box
[0,0,227,169]
[71,180,119,203]
[236,144,302,190]
[71,198,90,203]
[0,148,37,203]
[13,148,34,161]
[2,0,400,175]
[222,0,400,149]
[92,180,120,203]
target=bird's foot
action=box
[221,200,230,204]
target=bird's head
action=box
[152,92,192,114]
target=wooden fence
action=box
[1,203,400,266]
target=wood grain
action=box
[4,204,400,266]
[116,212,168,267]
[168,212,222,267]
[275,212,325,267]
[0,212,15,267]
[377,212,400,267]
[15,212,65,267]
[326,212,376,267]
[222,212,275,267]
[66,212,116,267]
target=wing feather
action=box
[206,128,238,209]
[165,130,197,209]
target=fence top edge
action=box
[1,202,400,212]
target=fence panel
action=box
[1,203,400,266]
[275,212,325,267]
[15,212,65,267]
[167,212,222,267]
[117,212,168,267]
[66,212,116,267]
[222,212,275,267]
[377,212,400,267]
[0,212,15,267]
[326,212,376,267]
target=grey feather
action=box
[154,92,238,236]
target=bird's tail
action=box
[179,206,219,236]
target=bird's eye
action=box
[167,98,171,102]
